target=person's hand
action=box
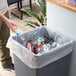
[8,7,11,17]
[6,19,17,33]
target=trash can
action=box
[12,27,73,76]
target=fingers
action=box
[8,9,11,17]
[11,25,17,33]
[13,23,17,27]
[8,7,11,17]
[7,20,18,33]
[12,24,18,33]
[8,22,17,33]
[9,12,11,17]
[11,21,17,27]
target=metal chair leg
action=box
[10,0,32,20]
[19,0,23,20]
[17,0,23,20]
[29,0,32,10]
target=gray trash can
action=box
[12,27,73,76]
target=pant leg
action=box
[0,12,12,65]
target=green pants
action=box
[0,12,12,65]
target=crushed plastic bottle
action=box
[42,43,51,52]
[16,29,23,36]
[26,42,32,51]
[51,42,57,48]
[37,37,45,43]
[16,28,26,46]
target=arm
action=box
[0,12,17,33]
[0,12,9,23]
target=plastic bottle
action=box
[16,28,26,46]
[42,43,51,52]
[16,29,23,36]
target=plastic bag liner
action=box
[11,26,73,69]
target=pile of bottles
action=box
[15,29,60,54]
[26,36,60,54]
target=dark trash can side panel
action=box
[14,54,37,76]
[36,53,72,76]
[14,53,72,76]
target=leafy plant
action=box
[36,0,46,16]
[21,0,46,28]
